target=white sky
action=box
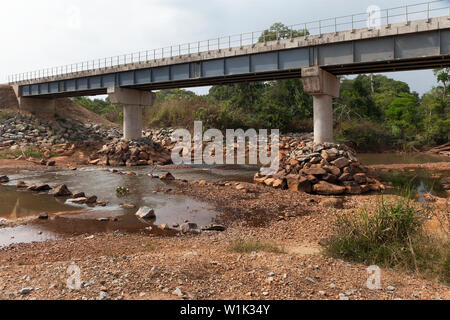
[1,0,447,95]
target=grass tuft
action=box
[326,196,449,285]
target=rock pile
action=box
[90,137,172,167]
[0,114,120,152]
[144,128,313,154]
[255,142,384,195]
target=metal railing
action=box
[8,0,450,84]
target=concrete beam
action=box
[107,87,155,140]
[302,67,340,144]
[301,66,340,98]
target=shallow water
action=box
[379,169,449,200]
[0,165,250,247]
[0,185,78,219]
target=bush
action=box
[326,197,449,284]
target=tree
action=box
[384,93,420,141]
[433,68,450,100]
[336,76,382,122]
[258,22,308,42]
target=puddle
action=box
[0,164,255,247]
[379,169,449,201]
[0,185,78,219]
[358,153,449,166]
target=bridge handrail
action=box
[8,0,450,84]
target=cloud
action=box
[0,0,440,94]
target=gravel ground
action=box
[0,180,448,301]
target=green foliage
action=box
[116,186,130,197]
[326,197,449,284]
[384,93,420,141]
[73,97,122,123]
[258,22,308,42]
[433,68,450,100]
[337,76,382,122]
[0,109,15,121]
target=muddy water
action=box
[0,185,77,219]
[0,164,260,247]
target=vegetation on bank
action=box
[0,145,57,160]
[326,196,449,285]
[72,23,449,153]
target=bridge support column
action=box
[107,87,155,140]
[301,67,340,144]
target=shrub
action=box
[326,197,449,284]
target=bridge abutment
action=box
[107,87,155,140]
[301,67,340,144]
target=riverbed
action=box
[0,153,448,248]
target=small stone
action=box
[339,293,349,301]
[19,288,32,295]
[97,291,110,300]
[387,286,396,292]
[160,172,175,181]
[120,204,136,209]
[16,181,28,188]
[54,185,72,197]
[86,196,98,204]
[38,213,49,220]
[71,197,88,204]
[305,277,316,284]
[135,207,156,220]
[172,288,183,297]
[201,224,227,232]
[180,223,200,235]
[72,192,86,198]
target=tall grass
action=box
[326,196,449,284]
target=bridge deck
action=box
[13,16,450,98]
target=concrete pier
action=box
[107,87,155,140]
[301,67,340,144]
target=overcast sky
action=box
[1,0,448,95]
